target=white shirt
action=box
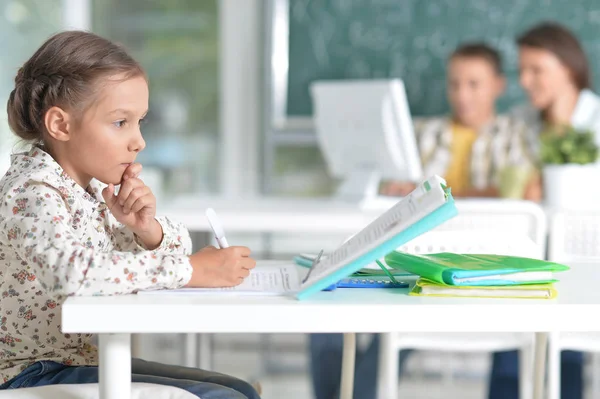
[511,89,600,155]
[0,147,193,383]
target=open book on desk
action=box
[140,175,457,299]
[295,175,456,299]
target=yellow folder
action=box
[410,278,557,299]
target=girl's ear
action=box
[44,106,72,142]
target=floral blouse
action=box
[0,147,193,383]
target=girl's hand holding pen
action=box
[186,246,257,288]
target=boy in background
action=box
[382,43,531,198]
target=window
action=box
[0,1,220,198]
[0,0,63,173]
[271,146,334,196]
[92,0,220,197]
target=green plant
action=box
[540,125,599,165]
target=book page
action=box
[303,176,448,287]
[310,196,418,276]
[138,264,300,296]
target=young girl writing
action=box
[0,30,260,399]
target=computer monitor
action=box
[310,79,423,200]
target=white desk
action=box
[159,197,384,370]
[62,263,600,399]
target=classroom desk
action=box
[159,196,384,371]
[62,263,599,399]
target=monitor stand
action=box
[335,166,381,202]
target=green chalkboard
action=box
[287,0,600,117]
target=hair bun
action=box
[7,30,144,145]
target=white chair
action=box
[378,230,543,399]
[547,210,600,399]
[0,383,198,399]
[364,198,548,255]
[438,199,548,258]
[548,210,600,262]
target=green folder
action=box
[385,252,569,286]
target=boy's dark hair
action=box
[449,42,503,75]
[517,22,591,90]
[7,30,145,143]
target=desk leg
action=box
[99,333,131,399]
[340,333,356,399]
[198,333,213,370]
[533,332,548,399]
[131,334,143,359]
[183,333,198,367]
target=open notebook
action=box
[296,175,456,299]
[139,264,301,296]
[139,175,457,300]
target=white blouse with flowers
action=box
[0,147,193,383]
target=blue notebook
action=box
[296,175,457,300]
[323,277,409,291]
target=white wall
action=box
[219,0,262,196]
[61,0,91,30]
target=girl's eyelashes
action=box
[113,119,126,128]
[113,115,147,128]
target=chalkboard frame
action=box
[267,0,315,131]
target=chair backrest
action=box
[397,230,541,259]
[548,210,600,262]
[434,199,547,256]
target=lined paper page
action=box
[138,264,300,296]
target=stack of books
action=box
[384,252,569,299]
